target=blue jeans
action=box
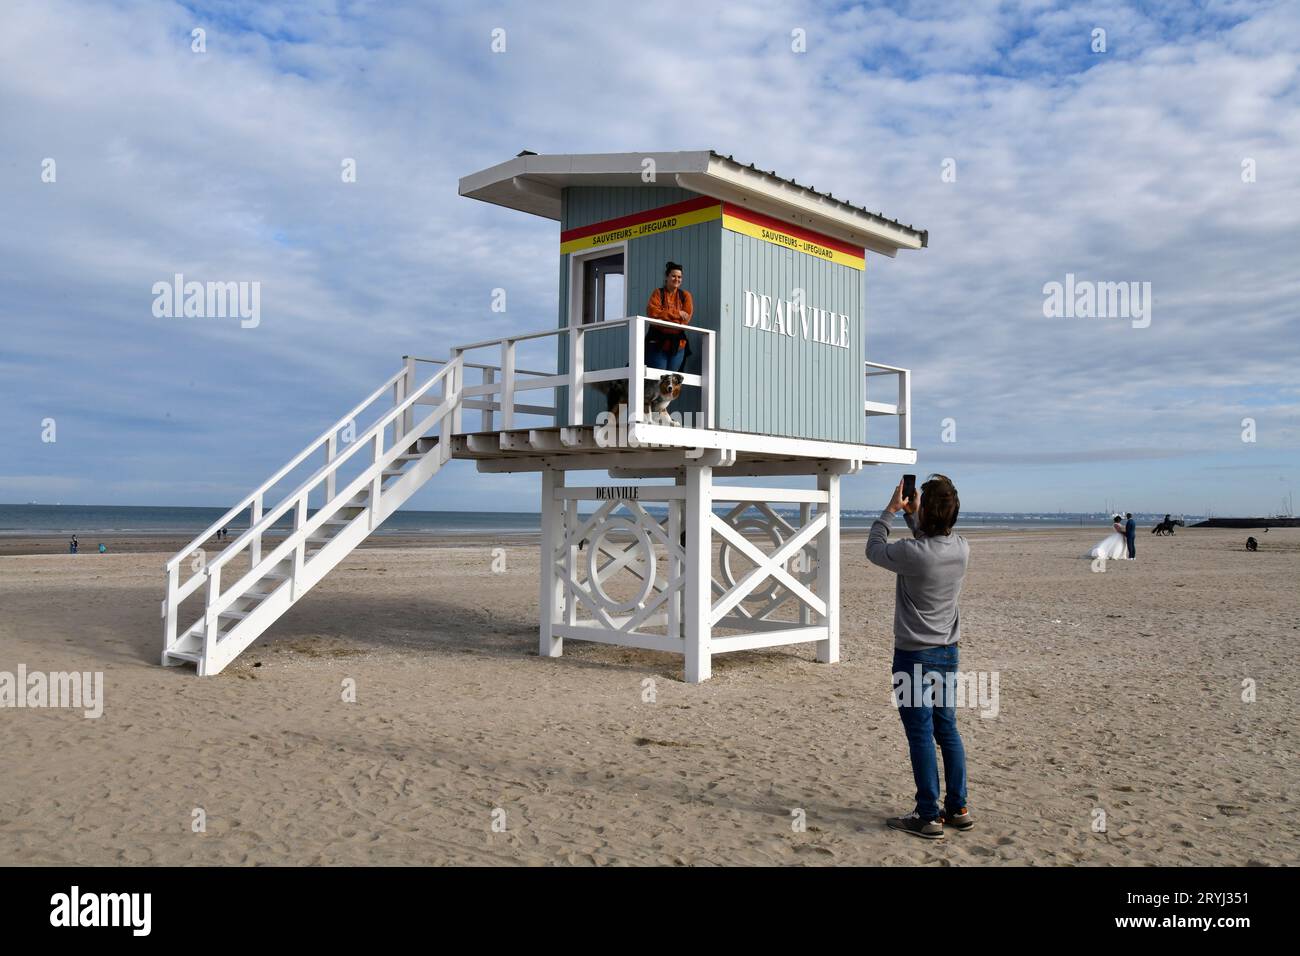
[892,644,967,821]
[645,342,686,373]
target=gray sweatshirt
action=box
[865,509,969,651]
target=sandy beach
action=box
[1,526,1296,866]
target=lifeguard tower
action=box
[161,150,925,681]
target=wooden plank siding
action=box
[556,185,864,443]
[718,229,864,443]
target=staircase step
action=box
[166,392,450,677]
[401,437,438,455]
[179,622,230,643]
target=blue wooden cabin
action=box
[457,150,926,458]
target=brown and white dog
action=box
[646,373,683,426]
[590,374,683,425]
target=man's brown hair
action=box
[917,473,960,537]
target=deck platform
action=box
[449,423,916,475]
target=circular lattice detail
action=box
[585,517,656,614]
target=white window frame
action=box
[567,241,628,329]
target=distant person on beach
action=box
[645,261,692,373]
[97,543,107,554]
[69,535,78,554]
[1125,513,1137,560]
[865,474,972,840]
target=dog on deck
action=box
[646,373,683,426]
[590,374,683,426]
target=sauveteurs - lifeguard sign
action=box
[560,197,866,271]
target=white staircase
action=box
[162,357,463,675]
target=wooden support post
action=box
[702,330,715,429]
[292,496,308,599]
[369,431,383,530]
[162,565,179,660]
[204,565,222,655]
[449,350,463,436]
[402,355,417,440]
[630,317,645,426]
[439,356,456,464]
[539,469,565,658]
[684,464,712,682]
[501,338,516,431]
[899,369,911,449]
[568,326,584,426]
[562,488,579,630]
[668,474,683,641]
[481,365,496,432]
[799,500,812,627]
[815,471,840,664]
[250,494,263,567]
[393,361,406,449]
[325,434,337,502]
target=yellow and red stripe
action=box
[559,196,722,255]
[558,195,866,271]
[722,203,865,270]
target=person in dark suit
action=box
[1125,513,1136,560]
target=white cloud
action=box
[0,0,1296,516]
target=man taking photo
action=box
[866,474,973,839]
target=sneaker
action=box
[941,807,974,830]
[886,811,944,840]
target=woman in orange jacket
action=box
[645,261,692,373]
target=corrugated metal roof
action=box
[708,150,928,248]
[458,150,927,255]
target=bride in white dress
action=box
[1088,515,1130,560]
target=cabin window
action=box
[579,251,625,324]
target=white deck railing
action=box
[404,321,912,451]
[864,361,911,449]
[409,315,716,432]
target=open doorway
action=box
[577,250,625,325]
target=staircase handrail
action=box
[199,385,461,632]
[164,366,409,571]
[205,357,460,579]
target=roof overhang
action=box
[458,150,926,258]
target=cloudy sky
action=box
[2,0,1297,517]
